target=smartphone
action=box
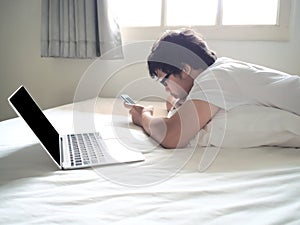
[120,94,136,104]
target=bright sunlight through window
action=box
[109,0,161,27]
[109,0,280,27]
[109,0,290,41]
[222,0,279,25]
[166,0,218,26]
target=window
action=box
[222,0,279,25]
[166,0,218,26]
[109,0,291,41]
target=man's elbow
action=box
[159,137,189,149]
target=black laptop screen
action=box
[9,86,60,164]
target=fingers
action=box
[123,102,154,117]
[123,102,143,110]
[131,105,144,114]
[128,105,144,127]
[123,101,135,109]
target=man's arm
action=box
[130,100,219,148]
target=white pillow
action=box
[198,105,300,148]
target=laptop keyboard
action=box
[67,133,107,166]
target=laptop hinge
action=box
[59,137,64,165]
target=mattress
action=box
[0,98,299,224]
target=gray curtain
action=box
[41,0,123,59]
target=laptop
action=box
[8,86,145,170]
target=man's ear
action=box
[181,64,192,76]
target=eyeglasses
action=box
[158,72,173,87]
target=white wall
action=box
[0,0,299,121]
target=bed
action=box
[0,97,300,224]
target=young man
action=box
[125,28,300,149]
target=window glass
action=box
[166,0,218,26]
[109,0,288,41]
[109,0,161,27]
[222,0,279,25]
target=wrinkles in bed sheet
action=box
[1,147,300,224]
[1,161,300,225]
[1,99,300,224]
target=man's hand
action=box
[124,103,154,127]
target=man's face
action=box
[156,69,194,100]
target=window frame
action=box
[119,0,292,41]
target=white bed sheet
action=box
[1,98,300,225]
